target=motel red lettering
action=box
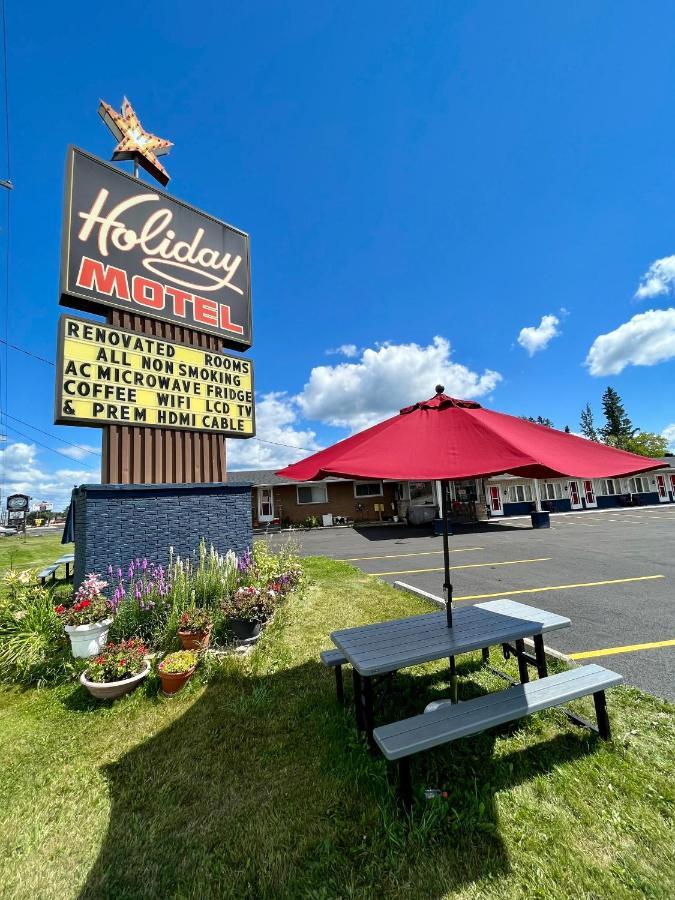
[132,275,165,310]
[75,257,245,334]
[194,295,219,327]
[76,257,130,300]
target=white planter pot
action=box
[80,661,150,700]
[64,618,114,658]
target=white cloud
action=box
[58,443,100,461]
[517,314,561,356]
[634,255,675,299]
[663,424,675,451]
[0,441,99,511]
[326,344,359,357]
[296,336,502,431]
[227,392,322,471]
[585,308,675,375]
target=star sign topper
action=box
[98,97,173,186]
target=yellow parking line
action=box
[570,638,675,660]
[370,557,551,577]
[342,547,484,562]
[453,574,664,602]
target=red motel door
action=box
[569,481,582,508]
[583,480,596,507]
[656,474,668,502]
[488,485,503,515]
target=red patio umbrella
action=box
[277,388,660,625]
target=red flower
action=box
[119,658,126,666]
[54,604,66,615]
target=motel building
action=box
[234,457,675,529]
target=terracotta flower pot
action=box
[178,628,212,651]
[80,661,150,700]
[159,665,196,697]
[229,618,261,640]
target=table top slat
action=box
[331,599,570,676]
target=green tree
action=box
[521,416,555,428]
[623,432,668,458]
[599,387,637,449]
[579,403,598,441]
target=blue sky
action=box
[2,1,675,506]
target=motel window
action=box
[628,476,649,494]
[409,481,435,505]
[508,483,533,503]
[354,481,383,498]
[543,482,563,500]
[296,484,328,505]
[600,479,617,496]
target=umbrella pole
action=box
[441,479,457,702]
[440,480,453,627]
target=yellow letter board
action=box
[55,314,255,437]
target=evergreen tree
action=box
[521,416,555,428]
[599,387,636,448]
[579,403,598,441]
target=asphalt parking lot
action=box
[270,505,675,700]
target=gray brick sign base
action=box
[72,482,252,589]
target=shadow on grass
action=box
[78,659,597,899]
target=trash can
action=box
[530,511,550,529]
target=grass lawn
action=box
[0,548,673,898]
[0,531,71,574]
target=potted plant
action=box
[158,650,198,696]
[177,607,213,650]
[55,573,114,658]
[221,585,272,640]
[80,638,150,700]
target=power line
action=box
[2,412,100,455]
[0,0,10,507]
[3,422,94,464]
[0,337,54,366]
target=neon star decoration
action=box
[98,97,173,186]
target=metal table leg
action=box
[515,638,529,683]
[533,634,548,678]
[352,669,364,733]
[362,675,377,751]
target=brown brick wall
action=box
[253,481,397,525]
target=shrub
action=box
[86,639,148,683]
[159,650,198,674]
[221,585,272,623]
[178,608,212,634]
[0,572,71,684]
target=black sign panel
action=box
[59,147,252,350]
[7,494,29,511]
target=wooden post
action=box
[101,311,227,484]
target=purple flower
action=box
[117,567,123,580]
[142,558,148,571]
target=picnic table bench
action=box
[374,663,623,809]
[38,554,75,585]
[328,599,571,749]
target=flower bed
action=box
[0,539,304,687]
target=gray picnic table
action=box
[330,598,570,748]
